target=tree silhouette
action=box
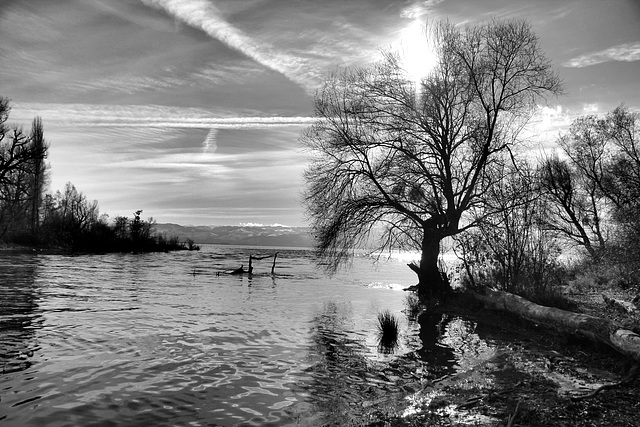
[0,97,49,240]
[543,105,640,264]
[28,117,48,234]
[302,20,562,299]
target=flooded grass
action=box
[377,310,400,354]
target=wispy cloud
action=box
[41,122,307,225]
[522,103,615,153]
[139,0,317,91]
[565,41,640,68]
[190,61,265,86]
[202,128,218,153]
[67,75,186,95]
[81,117,315,129]
[11,102,315,129]
[400,0,446,19]
[0,5,63,44]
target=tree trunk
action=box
[471,288,640,362]
[409,229,452,300]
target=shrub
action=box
[186,238,200,251]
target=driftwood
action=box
[271,252,279,275]
[230,265,246,275]
[229,253,279,275]
[470,288,640,362]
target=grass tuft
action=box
[377,310,399,354]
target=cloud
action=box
[11,102,315,129]
[400,1,445,19]
[565,41,640,68]
[202,128,218,153]
[521,103,616,154]
[240,222,290,228]
[191,60,265,86]
[41,122,308,225]
[67,75,186,95]
[582,103,601,114]
[139,0,317,91]
[534,104,572,133]
[0,5,63,44]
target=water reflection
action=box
[299,304,493,425]
[245,272,278,292]
[0,254,42,375]
[302,301,374,424]
[0,246,419,426]
[376,310,400,355]
[440,316,495,371]
[418,313,497,375]
[416,313,458,378]
[308,301,367,374]
[401,314,499,424]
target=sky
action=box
[1,0,639,227]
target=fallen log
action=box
[469,288,640,362]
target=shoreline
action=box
[0,242,41,253]
[289,305,639,426]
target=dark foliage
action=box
[0,97,193,254]
[0,97,49,241]
[38,204,192,253]
[404,293,422,322]
[377,310,400,354]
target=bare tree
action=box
[302,20,562,299]
[0,98,49,240]
[458,160,561,295]
[540,151,608,260]
[601,106,640,215]
[40,182,99,241]
[598,106,640,264]
[0,99,46,188]
[541,106,640,261]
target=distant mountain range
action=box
[154,223,315,248]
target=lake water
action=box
[1,245,428,426]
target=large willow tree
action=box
[302,20,562,299]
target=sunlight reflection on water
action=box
[1,245,421,426]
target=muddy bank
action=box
[287,308,639,426]
[393,311,640,426]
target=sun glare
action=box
[395,20,438,87]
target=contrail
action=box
[202,128,218,153]
[11,102,316,129]
[139,0,315,91]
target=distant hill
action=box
[154,224,315,248]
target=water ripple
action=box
[0,246,417,426]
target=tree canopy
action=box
[302,19,562,298]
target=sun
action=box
[395,20,438,87]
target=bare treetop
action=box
[302,19,562,298]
